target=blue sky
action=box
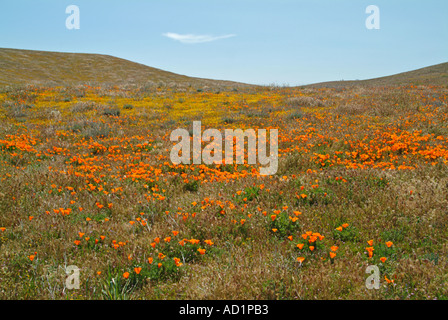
[0,0,447,85]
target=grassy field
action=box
[0,80,447,300]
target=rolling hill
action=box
[306,62,448,88]
[0,48,250,88]
[0,48,446,88]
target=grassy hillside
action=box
[0,48,250,88]
[307,62,448,88]
[1,48,446,89]
[1,47,448,300]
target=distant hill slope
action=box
[1,48,446,89]
[306,62,448,88]
[0,48,250,88]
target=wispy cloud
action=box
[162,32,236,44]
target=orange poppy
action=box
[174,257,183,267]
[385,275,394,284]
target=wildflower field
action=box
[0,83,447,299]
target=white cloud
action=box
[162,32,236,44]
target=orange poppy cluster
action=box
[365,239,393,259]
[295,231,325,261]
